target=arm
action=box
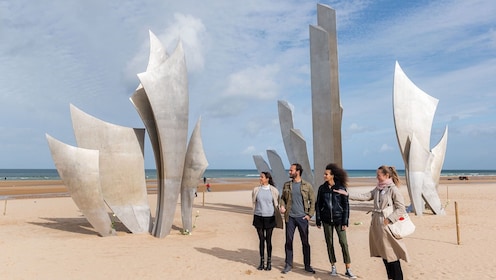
[306,183,316,219]
[279,183,288,213]
[315,186,322,227]
[340,187,350,227]
[387,187,407,223]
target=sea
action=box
[1,169,496,181]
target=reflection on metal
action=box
[310,3,343,185]
[70,104,151,233]
[46,134,116,237]
[393,61,447,215]
[181,118,208,233]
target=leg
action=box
[256,227,265,270]
[336,225,351,264]
[323,223,337,264]
[265,227,274,270]
[389,260,403,280]
[283,217,296,273]
[324,223,338,275]
[296,217,314,273]
[383,259,393,280]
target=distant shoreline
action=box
[1,175,495,200]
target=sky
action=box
[1,0,495,170]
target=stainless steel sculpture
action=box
[253,155,271,174]
[393,61,448,215]
[46,134,116,237]
[253,150,287,192]
[131,31,204,238]
[70,104,151,233]
[180,118,208,233]
[266,150,287,192]
[255,5,343,194]
[310,3,343,183]
[289,128,315,187]
[47,30,207,237]
[277,100,298,166]
[277,99,316,187]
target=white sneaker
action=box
[345,268,357,279]
[330,265,337,276]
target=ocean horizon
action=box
[1,168,496,181]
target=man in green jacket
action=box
[279,163,316,274]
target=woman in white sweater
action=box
[252,171,281,271]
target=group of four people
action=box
[252,163,409,280]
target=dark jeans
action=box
[285,216,311,267]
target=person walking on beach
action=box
[315,163,357,278]
[252,171,282,271]
[279,163,316,274]
[336,165,409,280]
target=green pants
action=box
[322,222,351,264]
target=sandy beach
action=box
[1,176,495,279]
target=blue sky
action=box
[1,0,495,170]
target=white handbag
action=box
[388,214,415,239]
[381,188,415,239]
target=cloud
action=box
[379,144,395,152]
[1,0,495,170]
[242,145,257,155]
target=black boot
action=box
[265,257,271,271]
[257,257,265,270]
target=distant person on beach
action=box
[252,171,282,271]
[206,182,211,192]
[336,165,409,280]
[203,177,207,184]
[279,163,316,274]
[315,163,357,278]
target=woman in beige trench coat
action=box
[339,165,409,280]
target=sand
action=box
[1,176,495,279]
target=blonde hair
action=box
[378,165,400,186]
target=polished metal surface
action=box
[70,104,151,233]
[181,118,208,233]
[393,61,447,215]
[310,4,343,184]
[46,134,116,237]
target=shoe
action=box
[330,265,338,276]
[281,264,292,274]
[345,268,357,279]
[304,266,316,274]
[257,257,264,270]
[265,257,271,271]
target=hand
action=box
[383,218,390,225]
[341,225,347,231]
[333,189,348,196]
[303,215,310,221]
